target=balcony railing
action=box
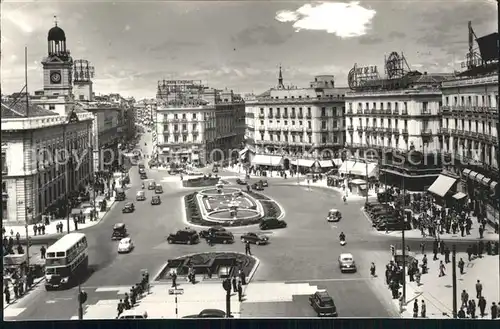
[357,127,363,132]
[290,114,296,119]
[421,130,432,136]
[306,128,312,132]
[297,114,303,119]
[401,109,408,115]
[402,129,409,135]
[305,114,312,119]
[346,109,353,114]
[347,125,354,131]
[258,114,265,119]
[282,114,289,119]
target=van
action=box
[118,310,148,319]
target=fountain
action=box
[228,194,239,218]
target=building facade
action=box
[154,80,245,166]
[439,73,498,226]
[1,101,93,224]
[245,69,348,169]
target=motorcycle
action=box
[340,239,346,246]
[339,233,346,246]
[141,184,145,189]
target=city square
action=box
[2,0,499,322]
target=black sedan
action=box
[236,178,247,185]
[259,180,268,187]
[122,202,135,213]
[151,195,161,205]
[251,182,264,191]
[259,218,287,230]
[140,173,148,180]
[199,226,226,239]
[241,232,269,245]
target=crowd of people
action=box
[116,272,150,318]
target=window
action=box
[321,121,326,129]
[307,108,311,116]
[321,108,326,116]
[284,120,288,125]
[182,135,187,142]
[174,124,178,131]
[174,114,178,119]
[182,113,186,119]
[422,101,428,113]
[308,121,312,129]
[174,136,179,142]
[192,124,197,131]
[182,124,187,131]
[79,95,84,100]
[322,135,327,144]
[276,108,280,116]
[260,120,264,125]
[269,108,273,116]
[193,113,197,119]
[308,135,311,143]
[260,108,264,114]
[1,152,6,174]
[49,105,56,110]
[291,121,295,125]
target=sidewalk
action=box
[297,178,378,202]
[3,194,117,243]
[395,252,499,318]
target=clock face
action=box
[50,71,62,84]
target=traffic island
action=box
[153,252,258,283]
[182,176,229,188]
[183,188,283,227]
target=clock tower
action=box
[41,18,73,97]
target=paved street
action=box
[6,135,496,320]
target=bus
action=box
[45,233,88,290]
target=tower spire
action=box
[54,15,58,27]
[278,64,284,89]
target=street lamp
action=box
[25,207,32,272]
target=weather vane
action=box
[54,15,58,26]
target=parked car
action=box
[376,220,411,231]
[136,190,146,201]
[364,202,382,211]
[151,195,161,205]
[182,309,228,318]
[140,173,148,180]
[122,202,135,213]
[259,217,287,230]
[167,229,200,245]
[139,168,146,175]
[241,232,269,245]
[309,290,338,317]
[147,181,156,190]
[118,237,134,253]
[338,253,357,273]
[155,185,163,194]
[206,231,234,244]
[112,223,127,240]
[199,226,226,239]
[115,188,126,201]
[377,191,394,203]
[259,180,268,187]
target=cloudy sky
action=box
[1,0,497,99]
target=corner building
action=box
[245,69,347,169]
[439,73,498,227]
[155,80,245,165]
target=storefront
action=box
[251,154,283,169]
[462,169,498,228]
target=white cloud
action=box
[275,1,376,38]
[124,25,131,31]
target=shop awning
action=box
[482,177,491,185]
[162,147,170,153]
[474,173,485,183]
[318,160,334,168]
[251,154,282,166]
[292,159,315,167]
[239,148,249,157]
[462,169,471,177]
[338,160,355,175]
[427,175,457,197]
[351,179,366,185]
[452,192,467,200]
[468,170,479,180]
[491,181,498,191]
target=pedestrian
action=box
[457,308,466,318]
[433,246,438,261]
[467,245,472,261]
[370,262,376,277]
[413,299,419,318]
[13,282,19,298]
[124,293,130,310]
[420,242,425,254]
[469,299,476,318]
[40,245,46,259]
[478,226,484,239]
[491,302,497,319]
[4,285,10,304]
[237,280,243,302]
[438,260,446,277]
[415,269,421,286]
[478,296,486,317]
[245,242,251,256]
[420,300,426,318]
[421,254,428,274]
[15,232,20,243]
[475,280,483,299]
[232,276,237,292]
[458,258,465,275]
[444,247,450,263]
[461,290,469,308]
[117,299,124,318]
[170,270,177,288]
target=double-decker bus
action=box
[45,233,88,290]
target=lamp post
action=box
[25,207,32,272]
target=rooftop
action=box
[1,100,58,119]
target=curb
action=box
[3,276,46,310]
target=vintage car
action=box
[259,180,269,187]
[251,182,264,191]
[140,173,148,180]
[240,232,269,245]
[199,226,227,239]
[338,253,357,273]
[206,231,234,244]
[309,290,338,317]
[259,217,287,230]
[147,180,156,190]
[117,237,134,254]
[112,223,128,240]
[326,209,342,222]
[182,309,227,318]
[155,185,163,194]
[136,190,146,201]
[151,195,161,205]
[167,229,200,245]
[236,178,247,185]
[122,202,135,213]
[212,166,219,173]
[115,188,126,201]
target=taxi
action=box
[326,209,342,222]
[136,190,146,201]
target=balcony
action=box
[282,114,289,119]
[258,127,265,132]
[306,114,312,119]
[393,129,400,135]
[357,127,363,133]
[440,128,449,134]
[402,129,409,135]
[258,114,265,119]
[298,114,303,119]
[306,128,312,133]
[347,125,354,131]
[290,114,296,119]
[347,109,353,114]
[2,165,7,175]
[401,109,408,116]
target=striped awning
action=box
[292,159,315,167]
[318,160,334,168]
[474,173,485,183]
[491,181,498,191]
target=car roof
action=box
[340,253,353,258]
[315,290,331,298]
[199,309,225,316]
[119,238,131,243]
[125,202,133,206]
[329,208,339,212]
[114,223,125,228]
